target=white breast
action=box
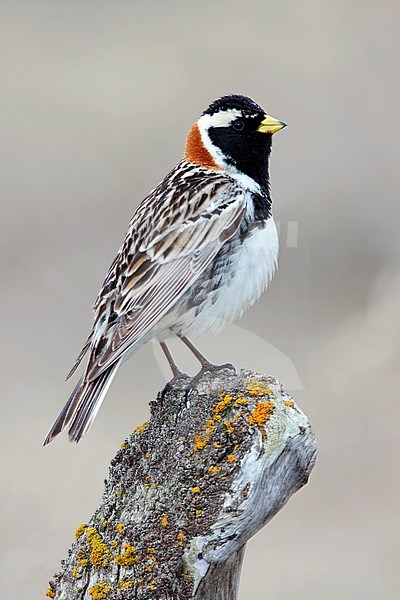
[174,216,279,338]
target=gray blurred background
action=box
[1,1,399,598]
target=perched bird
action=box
[44,94,286,445]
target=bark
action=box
[46,368,317,600]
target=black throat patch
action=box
[208,126,272,193]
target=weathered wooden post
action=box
[46,368,317,599]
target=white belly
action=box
[169,217,279,338]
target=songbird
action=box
[44,94,286,445]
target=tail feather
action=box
[43,362,119,446]
[68,363,119,443]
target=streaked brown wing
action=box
[85,183,245,381]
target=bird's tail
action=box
[43,362,120,445]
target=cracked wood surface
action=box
[46,368,317,599]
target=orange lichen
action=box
[190,486,200,494]
[208,465,221,475]
[284,400,295,408]
[45,588,55,598]
[194,393,234,451]
[227,454,237,463]
[248,400,275,427]
[85,527,110,568]
[145,452,151,458]
[161,513,169,527]
[194,418,216,451]
[89,582,111,599]
[115,542,139,567]
[178,532,186,546]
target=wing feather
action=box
[72,166,247,383]
[87,200,244,380]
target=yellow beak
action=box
[257,114,287,134]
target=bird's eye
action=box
[232,119,245,131]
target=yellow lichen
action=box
[284,400,295,408]
[246,380,272,398]
[177,532,186,546]
[115,542,139,567]
[208,465,221,475]
[147,547,155,553]
[120,442,128,449]
[110,540,118,549]
[145,452,151,458]
[151,483,157,489]
[77,549,89,568]
[190,486,200,494]
[227,454,237,463]
[132,421,148,436]
[89,582,111,599]
[115,523,125,536]
[161,513,169,527]
[195,510,203,517]
[213,394,233,419]
[120,579,134,590]
[72,566,80,579]
[45,588,55,598]
[85,527,110,568]
[75,523,87,539]
[234,396,249,406]
[223,420,234,434]
[248,401,275,427]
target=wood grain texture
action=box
[46,368,317,599]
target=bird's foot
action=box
[160,370,190,402]
[183,361,236,403]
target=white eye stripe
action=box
[198,109,242,130]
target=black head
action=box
[203,94,265,118]
[197,94,286,191]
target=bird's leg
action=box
[160,341,185,378]
[159,341,190,403]
[177,335,235,373]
